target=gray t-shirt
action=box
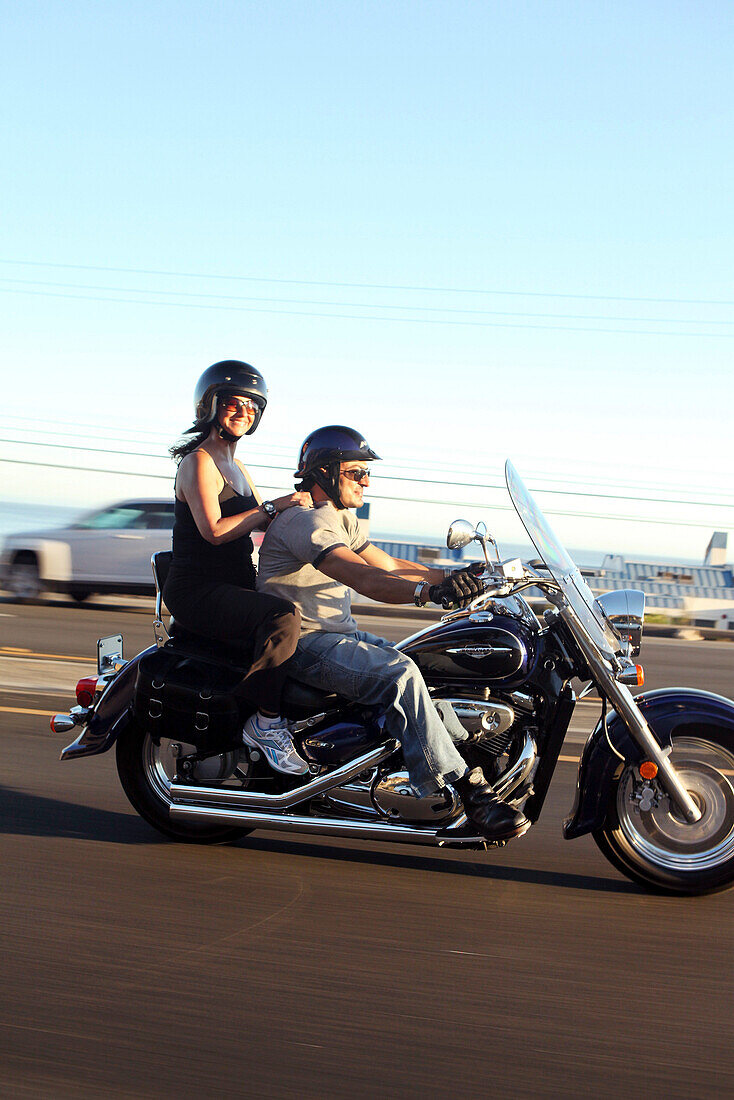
[256,503,369,633]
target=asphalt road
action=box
[1,598,733,1098]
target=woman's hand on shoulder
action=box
[273,491,313,512]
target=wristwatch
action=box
[261,500,278,519]
[414,581,429,607]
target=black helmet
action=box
[194,360,268,436]
[295,425,380,508]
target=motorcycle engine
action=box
[372,770,459,824]
[449,698,515,738]
[318,768,460,825]
[182,749,241,782]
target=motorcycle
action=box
[53,462,734,895]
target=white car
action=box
[0,499,175,602]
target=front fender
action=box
[563,687,734,840]
[59,646,155,760]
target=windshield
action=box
[505,460,620,659]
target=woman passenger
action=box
[164,360,312,775]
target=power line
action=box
[3,435,734,511]
[5,427,734,506]
[2,276,732,328]
[7,413,732,504]
[4,435,734,508]
[1,257,732,306]
[3,286,732,339]
[1,455,732,530]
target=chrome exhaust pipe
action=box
[170,741,398,811]
[169,801,483,847]
[493,731,537,800]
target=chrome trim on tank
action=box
[447,645,514,659]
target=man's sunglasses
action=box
[219,396,259,415]
[341,467,371,483]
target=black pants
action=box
[163,573,301,714]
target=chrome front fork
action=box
[561,609,702,824]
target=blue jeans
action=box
[289,629,470,796]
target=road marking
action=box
[0,705,57,716]
[0,647,90,662]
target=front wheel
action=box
[7,557,42,602]
[116,720,251,844]
[594,734,734,894]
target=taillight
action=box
[76,676,99,707]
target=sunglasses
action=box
[341,467,371,483]
[219,396,258,415]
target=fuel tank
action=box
[398,602,540,689]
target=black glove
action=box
[429,569,486,610]
[452,561,485,578]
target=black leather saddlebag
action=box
[133,646,244,752]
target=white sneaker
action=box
[242,714,309,776]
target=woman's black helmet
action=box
[194,360,268,435]
[295,425,380,508]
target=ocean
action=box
[0,501,86,541]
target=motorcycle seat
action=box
[166,623,343,718]
[280,678,343,719]
[152,554,342,717]
[166,623,249,669]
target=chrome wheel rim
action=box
[617,737,734,872]
[141,735,246,805]
[142,735,178,806]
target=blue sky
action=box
[1,0,732,560]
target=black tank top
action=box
[170,482,258,589]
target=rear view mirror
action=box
[447,519,477,550]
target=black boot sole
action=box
[480,817,531,843]
[438,816,531,845]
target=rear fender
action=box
[563,687,734,840]
[59,646,156,760]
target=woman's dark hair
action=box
[169,422,210,463]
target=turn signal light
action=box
[75,676,99,708]
[639,761,658,780]
[50,714,75,733]
[617,663,645,686]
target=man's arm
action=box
[318,545,436,604]
[357,543,445,584]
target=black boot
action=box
[453,767,530,842]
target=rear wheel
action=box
[7,556,42,602]
[116,720,251,844]
[594,734,734,894]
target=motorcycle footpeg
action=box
[437,835,491,851]
[435,822,494,849]
[437,814,530,847]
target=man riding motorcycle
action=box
[254,425,530,843]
